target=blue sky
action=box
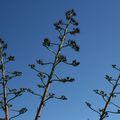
[1,0,120,120]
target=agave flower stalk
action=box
[0,39,28,120]
[29,9,80,120]
[86,65,120,120]
[0,41,9,120]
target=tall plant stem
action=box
[34,21,70,120]
[1,50,9,120]
[99,75,120,120]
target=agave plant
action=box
[0,39,28,120]
[86,65,120,120]
[29,9,80,120]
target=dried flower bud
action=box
[60,95,67,100]
[43,38,51,47]
[19,108,27,114]
[2,53,6,57]
[105,75,112,81]
[12,71,22,76]
[72,60,80,66]
[8,56,15,61]
[85,102,91,107]
[65,9,76,20]
[58,55,67,62]
[0,39,7,50]
[37,72,46,79]
[27,88,34,94]
[94,89,107,97]
[68,40,80,51]
[48,93,55,98]
[3,44,7,50]
[20,88,27,91]
[28,64,35,69]
[0,39,4,48]
[59,77,75,83]
[9,88,17,93]
[70,28,80,35]
[54,20,63,30]
[71,18,79,26]
[36,59,44,65]
[5,75,10,80]
[112,64,116,68]
[37,84,45,88]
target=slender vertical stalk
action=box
[34,22,70,120]
[99,75,120,120]
[0,50,9,120]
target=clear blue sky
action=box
[1,0,120,120]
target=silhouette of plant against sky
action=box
[86,65,120,120]
[0,39,28,120]
[29,9,80,120]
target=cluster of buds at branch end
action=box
[70,28,80,35]
[59,77,75,83]
[85,102,91,107]
[58,54,67,63]
[7,56,15,61]
[37,72,46,79]
[0,38,7,50]
[105,75,112,81]
[43,38,51,47]
[65,9,76,20]
[71,60,80,66]
[19,107,27,114]
[93,89,107,97]
[71,18,79,26]
[112,64,116,68]
[37,84,45,88]
[36,59,44,65]
[54,20,64,31]
[12,71,22,76]
[68,40,80,52]
[59,95,67,100]
[46,93,67,101]
[28,64,35,69]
